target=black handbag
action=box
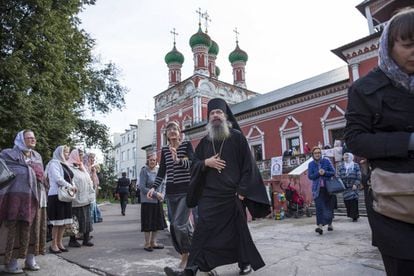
[0,158,16,190]
[325,177,346,194]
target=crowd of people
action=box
[0,131,102,273]
[1,7,413,275]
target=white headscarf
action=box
[14,130,31,152]
[343,152,355,174]
[52,145,68,164]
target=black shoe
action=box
[49,246,62,254]
[122,211,125,216]
[97,218,103,223]
[144,246,153,252]
[164,266,184,276]
[315,227,323,235]
[239,265,252,275]
[151,243,164,249]
[82,241,94,247]
[327,225,334,231]
[58,247,69,252]
[68,240,81,247]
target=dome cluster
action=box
[165,24,248,76]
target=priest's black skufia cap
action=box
[207,98,241,132]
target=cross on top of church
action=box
[233,27,240,44]
[196,8,203,26]
[202,11,211,33]
[170,28,178,45]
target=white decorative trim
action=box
[279,116,303,154]
[160,124,166,146]
[320,104,346,146]
[246,125,266,160]
[348,49,379,64]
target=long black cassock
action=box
[186,128,271,272]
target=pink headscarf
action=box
[68,149,85,171]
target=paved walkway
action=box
[0,203,385,276]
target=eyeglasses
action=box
[24,137,36,140]
[166,127,179,132]
[313,151,321,154]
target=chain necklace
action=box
[212,139,226,173]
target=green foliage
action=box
[97,158,117,199]
[0,0,126,160]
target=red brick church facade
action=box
[151,0,410,206]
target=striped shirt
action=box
[152,141,193,195]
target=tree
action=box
[0,0,126,160]
[98,157,118,199]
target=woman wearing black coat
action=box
[345,8,414,275]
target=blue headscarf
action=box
[14,130,31,153]
[378,14,414,94]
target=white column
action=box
[351,63,360,82]
[365,6,375,35]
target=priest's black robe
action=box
[186,129,270,272]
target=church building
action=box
[151,0,410,192]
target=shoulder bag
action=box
[0,158,16,190]
[371,167,414,224]
[58,185,77,202]
[325,176,346,194]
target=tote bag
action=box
[325,177,346,194]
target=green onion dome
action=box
[165,45,184,65]
[228,43,248,63]
[208,40,219,55]
[189,26,212,48]
[215,65,220,77]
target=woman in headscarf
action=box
[0,130,46,273]
[307,146,336,235]
[337,152,361,221]
[47,145,75,254]
[345,8,414,274]
[67,148,94,248]
[83,153,103,223]
[138,153,166,252]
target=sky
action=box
[80,0,369,134]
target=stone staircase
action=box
[308,189,367,217]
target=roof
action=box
[331,31,381,62]
[356,0,373,17]
[231,66,350,115]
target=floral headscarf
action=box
[14,130,31,152]
[378,16,414,94]
[68,149,85,171]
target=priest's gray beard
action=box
[207,119,231,141]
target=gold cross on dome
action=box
[233,27,240,44]
[170,28,178,45]
[202,11,211,33]
[196,8,203,25]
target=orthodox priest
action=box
[164,98,271,276]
